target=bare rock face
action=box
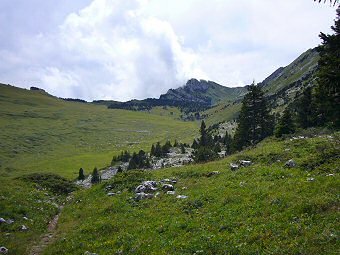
[285,159,297,168]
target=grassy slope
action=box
[204,101,241,126]
[262,48,319,95]
[0,84,198,179]
[203,48,319,126]
[44,134,339,255]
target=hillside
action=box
[203,48,319,126]
[40,133,339,254]
[160,79,247,106]
[0,84,198,179]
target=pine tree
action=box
[275,108,295,137]
[315,7,340,127]
[154,142,162,157]
[199,120,209,147]
[78,168,85,181]
[232,83,273,151]
[150,144,155,156]
[180,143,186,154]
[91,167,100,184]
[223,131,233,154]
[191,139,199,149]
[295,87,317,128]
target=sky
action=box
[0,0,337,101]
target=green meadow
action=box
[0,84,198,179]
[44,134,340,255]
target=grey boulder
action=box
[285,159,297,168]
[162,184,174,191]
[0,247,8,254]
[230,163,239,171]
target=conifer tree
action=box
[232,83,273,151]
[295,87,317,128]
[154,142,162,157]
[223,131,233,154]
[315,7,340,127]
[78,168,85,181]
[180,143,186,154]
[150,144,155,156]
[191,139,199,149]
[91,167,100,184]
[275,108,295,137]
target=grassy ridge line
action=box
[44,134,339,255]
[0,84,198,179]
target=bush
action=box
[20,173,77,195]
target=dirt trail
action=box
[28,206,63,255]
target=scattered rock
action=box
[327,173,334,177]
[162,184,174,191]
[105,185,113,191]
[135,192,154,201]
[239,181,246,187]
[239,160,252,167]
[176,195,188,199]
[285,159,297,168]
[166,191,176,195]
[84,251,97,255]
[181,187,188,190]
[6,219,14,224]
[230,163,239,171]
[307,177,315,182]
[23,216,29,220]
[0,218,6,223]
[0,246,8,254]
[20,225,29,231]
[206,171,220,177]
[142,181,158,192]
[107,192,116,196]
[161,179,171,183]
[135,185,146,193]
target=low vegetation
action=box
[43,134,339,255]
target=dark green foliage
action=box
[315,7,340,127]
[162,140,172,155]
[232,83,274,151]
[314,0,339,6]
[191,139,199,149]
[154,142,162,158]
[180,143,186,154]
[174,140,179,147]
[111,151,131,165]
[193,146,218,162]
[117,166,123,173]
[198,120,211,147]
[91,167,100,184]
[213,143,221,153]
[275,108,295,137]
[78,168,85,181]
[193,120,218,162]
[150,144,155,156]
[20,173,77,195]
[128,150,151,170]
[223,131,233,154]
[295,87,317,128]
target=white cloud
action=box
[0,0,336,100]
[29,0,206,101]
